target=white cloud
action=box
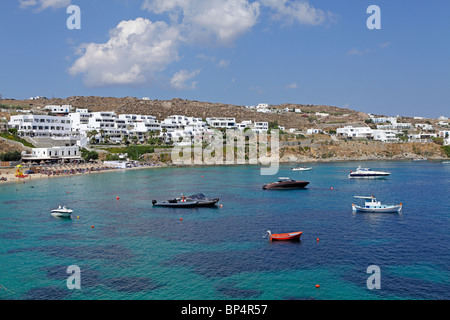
[170,69,201,89]
[69,18,181,87]
[347,48,370,56]
[142,0,260,46]
[19,0,71,11]
[67,1,336,89]
[218,59,230,68]
[261,0,335,26]
[286,82,298,89]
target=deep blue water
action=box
[0,161,449,300]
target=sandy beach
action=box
[0,162,165,185]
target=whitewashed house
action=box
[337,126,373,139]
[206,117,237,129]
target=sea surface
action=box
[0,161,449,300]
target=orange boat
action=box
[265,230,303,241]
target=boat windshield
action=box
[188,193,206,199]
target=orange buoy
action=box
[91,225,94,229]
[317,238,319,242]
[201,175,204,178]
[315,284,320,288]
[220,204,223,208]
[116,196,119,200]
[180,218,183,221]
[330,187,333,190]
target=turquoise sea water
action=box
[0,161,449,300]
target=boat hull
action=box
[152,200,199,207]
[263,181,310,190]
[352,205,402,213]
[349,173,390,179]
[270,231,303,241]
[192,198,219,207]
[51,210,73,218]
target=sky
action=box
[0,0,449,118]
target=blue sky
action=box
[0,0,449,118]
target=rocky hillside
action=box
[280,140,447,162]
[1,96,367,130]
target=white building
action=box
[369,115,398,123]
[337,126,373,139]
[372,130,399,142]
[253,122,269,133]
[206,117,237,129]
[415,123,434,131]
[306,128,323,135]
[44,105,73,115]
[408,133,437,141]
[439,130,450,139]
[377,122,411,130]
[9,115,73,138]
[22,146,81,162]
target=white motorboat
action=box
[51,206,73,218]
[352,196,402,213]
[292,166,312,171]
[348,166,390,178]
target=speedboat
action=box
[152,199,199,207]
[443,161,450,164]
[352,196,402,213]
[292,166,312,171]
[51,206,73,218]
[177,193,219,207]
[265,230,303,241]
[348,166,390,178]
[263,177,310,190]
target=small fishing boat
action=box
[176,193,219,207]
[442,161,450,164]
[292,166,312,171]
[51,206,73,218]
[265,230,303,241]
[348,166,390,179]
[262,177,310,190]
[352,196,402,213]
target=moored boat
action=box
[292,166,312,171]
[51,206,73,218]
[348,166,390,178]
[262,177,310,190]
[176,193,219,207]
[352,196,402,213]
[265,230,303,241]
[152,199,199,207]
